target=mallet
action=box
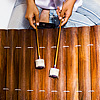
[35,25,45,69]
[49,20,62,78]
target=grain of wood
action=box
[6,30,14,100]
[0,26,100,100]
[0,30,7,100]
[90,26,100,100]
[78,26,91,100]
[66,28,78,100]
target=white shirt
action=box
[35,0,83,11]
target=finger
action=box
[28,17,36,29]
[56,6,62,19]
[62,18,65,22]
[56,9,60,18]
[61,10,71,26]
[33,19,35,24]
[57,6,60,12]
[60,9,65,18]
[35,12,39,26]
[60,1,65,18]
[56,7,61,18]
[61,17,69,26]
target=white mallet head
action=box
[49,68,59,78]
[35,59,45,69]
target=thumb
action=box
[35,12,39,25]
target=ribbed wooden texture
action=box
[90,26,100,100]
[78,27,91,100]
[0,25,100,100]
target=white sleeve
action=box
[73,0,83,11]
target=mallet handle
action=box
[36,25,40,59]
[54,20,62,67]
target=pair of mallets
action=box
[35,20,62,78]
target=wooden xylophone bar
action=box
[0,25,100,100]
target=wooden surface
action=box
[0,25,100,100]
[78,27,91,100]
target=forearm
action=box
[64,0,76,10]
[66,0,76,3]
[26,0,35,5]
[65,0,76,6]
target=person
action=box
[8,0,100,29]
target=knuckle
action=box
[25,15,28,19]
[28,15,31,18]
[35,12,39,16]
[27,14,33,19]
[28,16,32,19]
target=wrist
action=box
[66,0,76,3]
[65,0,76,7]
[27,0,35,5]
[66,0,76,4]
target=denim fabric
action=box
[38,6,95,28]
[8,0,100,29]
[14,0,26,7]
[8,4,30,29]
